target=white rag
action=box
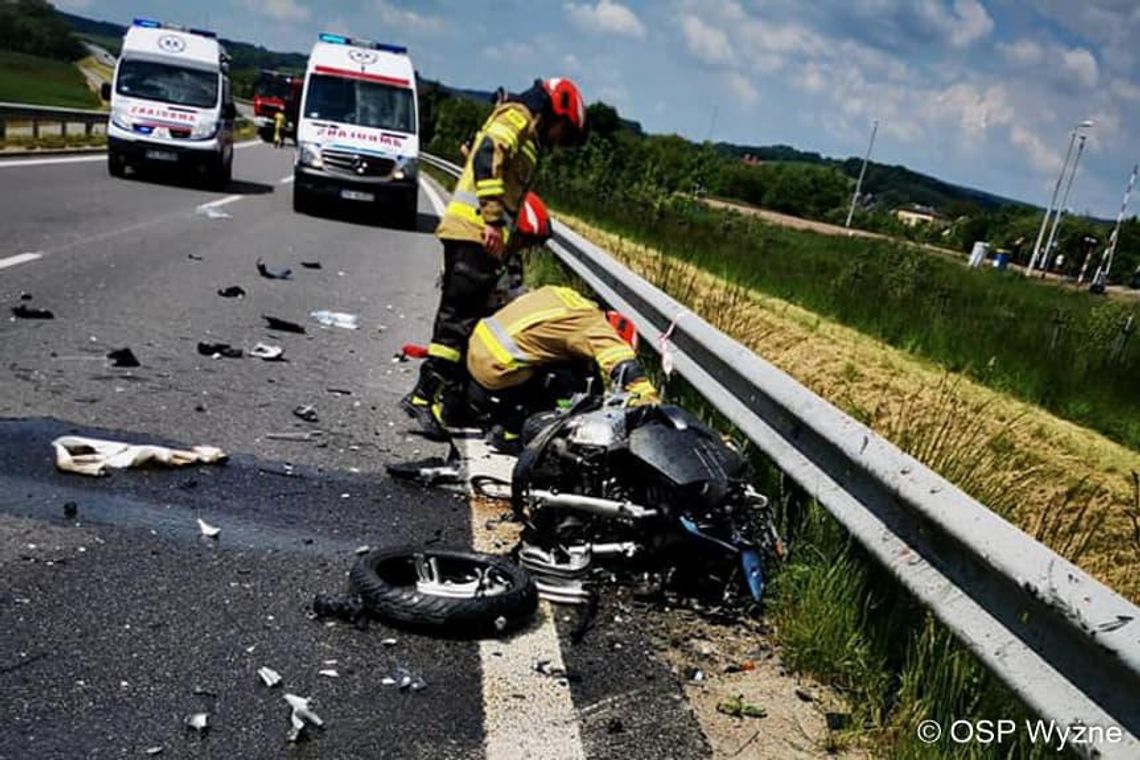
[51,436,227,477]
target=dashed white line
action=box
[0,252,43,271]
[279,174,295,185]
[195,194,244,212]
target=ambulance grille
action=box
[321,148,395,178]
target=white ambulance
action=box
[103,19,236,187]
[293,33,419,226]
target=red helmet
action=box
[516,192,551,241]
[543,77,587,133]
[606,311,639,352]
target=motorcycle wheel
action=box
[349,546,538,637]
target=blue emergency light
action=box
[133,18,161,28]
[318,32,407,55]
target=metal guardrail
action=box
[421,151,1140,758]
[0,101,107,142]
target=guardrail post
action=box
[0,116,5,141]
[85,120,94,137]
[32,117,39,141]
[61,120,68,139]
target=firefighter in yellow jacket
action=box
[466,285,659,448]
[402,78,588,440]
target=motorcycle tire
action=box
[349,546,538,637]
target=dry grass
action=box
[558,213,1140,602]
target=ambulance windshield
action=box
[117,59,218,109]
[304,74,416,133]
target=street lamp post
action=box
[1040,133,1088,275]
[1027,120,1093,274]
[845,119,878,229]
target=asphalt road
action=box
[0,145,709,759]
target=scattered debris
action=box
[688,668,706,683]
[533,660,577,683]
[106,347,141,368]
[63,501,78,519]
[11,304,54,319]
[258,667,282,688]
[262,315,306,334]
[249,343,285,361]
[284,693,324,743]
[187,253,203,261]
[197,204,231,220]
[185,712,210,732]
[197,342,242,359]
[293,405,319,422]
[381,638,398,647]
[318,669,339,678]
[383,666,426,691]
[19,292,32,301]
[300,261,322,269]
[144,747,164,755]
[326,388,352,396]
[310,310,359,330]
[311,593,364,623]
[723,661,757,674]
[825,712,852,731]
[257,259,292,280]
[51,436,226,477]
[353,545,370,555]
[217,286,246,298]
[265,431,318,442]
[197,518,221,539]
[794,687,814,703]
[716,694,766,719]
[606,717,625,735]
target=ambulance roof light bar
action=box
[318,32,407,55]
[132,18,217,38]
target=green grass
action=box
[538,183,1140,452]
[0,50,100,109]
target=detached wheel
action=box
[349,546,537,637]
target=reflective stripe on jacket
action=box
[437,103,541,245]
[467,286,658,405]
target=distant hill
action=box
[717,141,1030,213]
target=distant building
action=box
[740,154,762,166]
[894,204,945,227]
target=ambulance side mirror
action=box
[100,82,112,101]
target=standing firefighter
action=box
[402,78,587,440]
[273,109,286,149]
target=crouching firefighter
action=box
[466,285,660,452]
[401,78,587,440]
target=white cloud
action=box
[1111,78,1140,102]
[914,0,994,47]
[374,0,447,35]
[679,15,734,65]
[725,71,760,106]
[1000,39,1099,89]
[564,1,647,39]
[481,42,536,64]
[797,62,826,93]
[239,0,309,22]
[1010,124,1064,176]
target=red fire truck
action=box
[252,69,302,143]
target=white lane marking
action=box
[458,436,587,760]
[279,174,295,185]
[0,154,106,169]
[419,175,447,216]
[0,252,44,271]
[0,139,263,169]
[196,194,243,212]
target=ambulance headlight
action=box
[190,119,219,140]
[110,103,131,131]
[393,157,417,181]
[299,142,323,168]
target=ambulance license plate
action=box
[340,189,374,202]
[145,150,178,162]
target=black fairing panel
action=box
[627,405,745,488]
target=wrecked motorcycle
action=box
[510,395,784,611]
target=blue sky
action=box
[56,0,1140,216]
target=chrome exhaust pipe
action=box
[529,490,658,519]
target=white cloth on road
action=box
[51,435,227,477]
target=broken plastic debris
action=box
[258,667,282,688]
[262,315,306,334]
[310,310,359,330]
[257,259,292,280]
[187,253,203,261]
[265,431,317,441]
[293,405,319,422]
[197,518,220,539]
[318,669,339,678]
[217,286,246,298]
[185,712,209,732]
[300,261,322,269]
[354,545,370,555]
[249,343,284,361]
[381,638,397,647]
[197,204,231,219]
[107,348,140,368]
[197,342,242,359]
[284,693,324,743]
[52,436,226,477]
[11,304,54,319]
[380,676,396,686]
[144,747,164,755]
